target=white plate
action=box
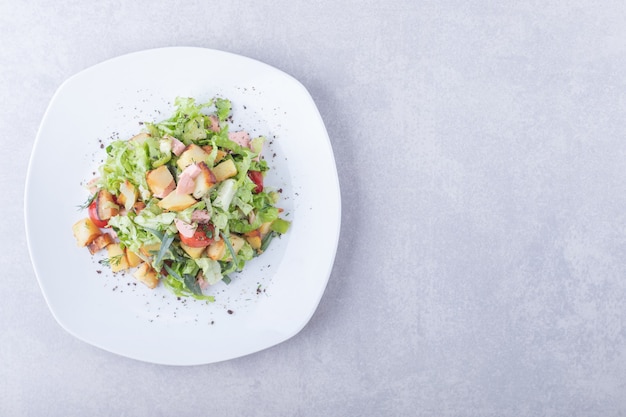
[25,47,341,365]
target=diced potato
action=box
[201,145,227,163]
[259,221,273,237]
[192,162,216,199]
[215,150,227,163]
[244,229,262,250]
[106,243,130,273]
[96,189,119,221]
[117,180,137,211]
[207,239,226,261]
[221,234,246,261]
[157,191,197,211]
[133,262,159,289]
[133,201,146,213]
[129,132,150,143]
[146,165,175,198]
[212,159,237,182]
[230,234,246,254]
[177,144,209,171]
[180,242,205,259]
[139,243,161,258]
[72,218,102,247]
[125,249,142,268]
[87,233,114,254]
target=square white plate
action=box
[25,47,341,365]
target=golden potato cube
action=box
[96,189,120,221]
[157,191,197,211]
[106,243,130,273]
[129,132,150,143]
[244,230,262,250]
[222,234,245,261]
[206,239,226,261]
[133,262,159,289]
[230,234,246,253]
[212,159,237,182]
[87,233,114,254]
[117,180,137,211]
[259,221,273,237]
[125,249,143,268]
[180,242,206,259]
[201,145,227,163]
[192,162,216,199]
[72,218,102,247]
[139,243,161,258]
[177,144,209,171]
[146,165,175,198]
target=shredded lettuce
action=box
[100,140,149,200]
[108,214,158,253]
[250,136,265,155]
[195,258,223,285]
[215,98,231,121]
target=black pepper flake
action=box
[227,309,234,315]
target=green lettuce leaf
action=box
[195,257,223,285]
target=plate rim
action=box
[24,46,342,365]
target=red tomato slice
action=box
[88,199,108,228]
[248,170,264,193]
[179,223,215,248]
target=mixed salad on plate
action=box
[72,97,290,301]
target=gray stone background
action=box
[2,0,626,415]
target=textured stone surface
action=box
[3,1,626,415]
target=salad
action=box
[72,97,290,301]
